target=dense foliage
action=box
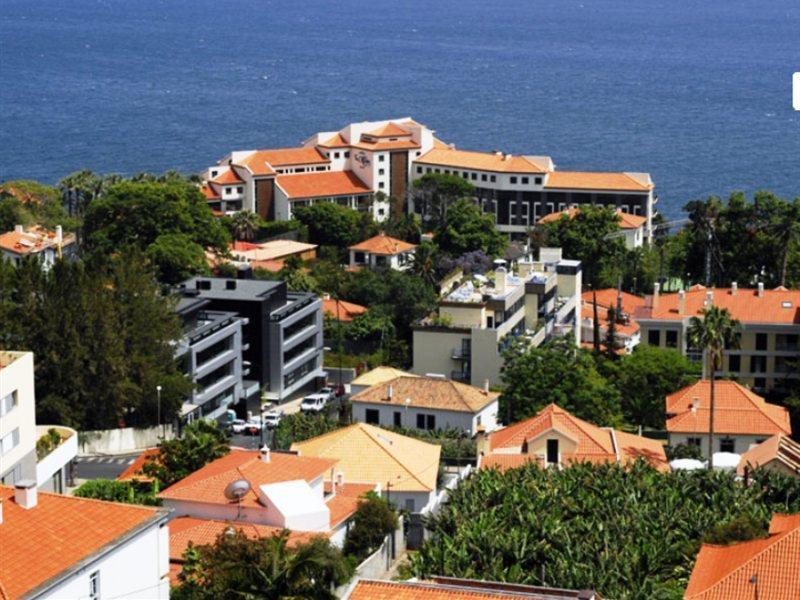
[343,492,399,560]
[412,173,476,231]
[0,254,191,430]
[292,202,377,250]
[143,420,231,487]
[173,529,353,600]
[434,199,507,259]
[411,462,800,599]
[273,413,341,450]
[73,478,161,506]
[0,180,78,231]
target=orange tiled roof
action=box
[318,133,351,148]
[416,148,549,174]
[665,380,791,436]
[200,184,220,200]
[0,226,76,256]
[322,297,367,322]
[158,450,337,508]
[352,139,421,151]
[581,288,645,339]
[737,434,800,476]
[348,578,594,599]
[351,375,499,413]
[239,147,329,174]
[486,404,668,471]
[538,207,646,229]
[348,232,416,255]
[364,122,412,138]
[544,171,652,191]
[117,447,160,482]
[636,285,800,324]
[0,486,166,600]
[685,513,800,599]
[276,171,371,200]
[211,169,244,185]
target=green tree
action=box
[143,420,231,487]
[274,413,341,450]
[612,345,700,430]
[59,170,121,219]
[701,513,767,546]
[73,479,160,506]
[768,197,800,287]
[434,199,506,259]
[603,306,621,360]
[146,232,209,284]
[411,173,475,231]
[499,338,623,426]
[230,210,263,242]
[293,202,378,251]
[343,492,399,560]
[687,306,741,468]
[174,529,353,600]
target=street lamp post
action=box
[156,385,162,439]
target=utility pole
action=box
[156,385,162,439]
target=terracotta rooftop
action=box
[319,133,351,148]
[352,139,421,151]
[737,434,800,477]
[544,171,652,192]
[276,170,371,200]
[538,207,646,228]
[479,453,543,472]
[238,147,329,175]
[416,148,549,174]
[211,168,244,185]
[351,375,499,414]
[635,285,800,324]
[665,380,791,436]
[0,226,75,256]
[0,486,166,600]
[364,122,412,138]
[116,447,159,482]
[581,288,645,339]
[322,297,367,322]
[348,232,416,255]
[292,423,441,493]
[486,404,668,471]
[348,577,599,599]
[350,367,418,387]
[158,449,338,508]
[685,512,800,599]
[200,183,220,200]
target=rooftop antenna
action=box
[224,479,251,520]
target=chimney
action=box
[731,282,738,296]
[260,445,270,464]
[336,471,344,489]
[503,153,512,161]
[386,384,393,401]
[678,290,686,315]
[14,480,37,509]
[495,267,507,295]
[14,224,23,234]
[705,290,713,305]
[483,378,490,393]
[55,225,63,244]
[652,282,660,309]
[758,282,764,298]
[691,397,700,412]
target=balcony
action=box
[35,425,78,489]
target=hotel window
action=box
[481,174,487,181]
[728,354,740,372]
[756,333,768,351]
[0,391,17,416]
[334,152,340,158]
[416,166,422,174]
[510,176,518,184]
[378,155,385,162]
[720,438,735,453]
[490,175,496,182]
[379,168,385,175]
[296,168,305,173]
[750,356,767,373]
[89,571,100,600]
[648,330,660,346]
[316,166,325,171]
[378,182,385,189]
[665,330,678,348]
[522,177,529,184]
[365,409,380,425]
[535,177,542,185]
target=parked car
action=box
[300,394,328,413]
[243,418,263,435]
[263,409,283,429]
[230,419,248,434]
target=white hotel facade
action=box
[201,117,656,240]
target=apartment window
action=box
[470,173,477,180]
[426,167,431,174]
[462,171,468,178]
[0,391,17,416]
[755,333,768,351]
[444,169,450,174]
[237,186,243,194]
[378,182,385,189]
[416,413,436,431]
[522,177,529,184]
[195,335,234,367]
[648,330,661,346]
[687,437,702,447]
[535,177,542,185]
[344,151,350,158]
[665,330,678,348]
[393,411,402,427]
[416,166,422,174]
[404,498,415,512]
[378,155,385,162]
[0,428,20,455]
[510,176,518,184]
[365,409,380,425]
[728,354,741,372]
[225,187,232,194]
[435,168,440,173]
[720,438,735,453]
[89,571,100,600]
[378,168,385,175]
[750,355,767,373]
[754,377,766,390]
[490,175,496,182]
[546,439,559,464]
[481,174,487,182]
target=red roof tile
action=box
[0,486,165,600]
[364,122,412,138]
[685,513,800,599]
[581,289,645,339]
[276,171,371,200]
[318,133,350,148]
[544,171,652,191]
[322,297,367,322]
[348,578,595,599]
[737,434,800,476]
[348,232,416,255]
[211,169,244,185]
[538,207,646,228]
[239,147,329,174]
[416,148,549,174]
[117,447,159,482]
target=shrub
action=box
[344,492,399,560]
[73,478,160,506]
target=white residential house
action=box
[0,482,170,599]
[0,351,77,493]
[0,225,76,270]
[348,232,416,271]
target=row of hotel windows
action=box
[415,165,543,186]
[475,199,641,226]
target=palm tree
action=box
[409,241,439,287]
[231,210,261,242]
[686,306,741,468]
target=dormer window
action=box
[546,439,559,465]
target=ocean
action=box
[1,0,798,218]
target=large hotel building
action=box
[201,117,656,240]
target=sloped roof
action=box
[158,450,337,508]
[0,486,166,600]
[211,169,244,185]
[665,381,791,436]
[544,171,652,191]
[350,367,418,387]
[322,297,367,322]
[685,513,800,599]
[487,404,668,471]
[291,423,441,492]
[581,288,645,339]
[319,133,350,148]
[230,239,318,262]
[0,226,76,256]
[364,122,412,138]
[276,171,371,200]
[116,447,159,482]
[636,286,800,324]
[239,147,329,175]
[348,578,598,600]
[351,375,499,414]
[416,148,549,174]
[348,232,417,255]
[200,184,220,200]
[737,434,800,476]
[538,207,646,229]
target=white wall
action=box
[353,401,481,435]
[40,521,169,600]
[79,425,175,455]
[668,432,767,458]
[0,352,37,480]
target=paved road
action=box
[75,453,141,480]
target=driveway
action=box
[74,452,141,481]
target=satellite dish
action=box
[224,479,251,502]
